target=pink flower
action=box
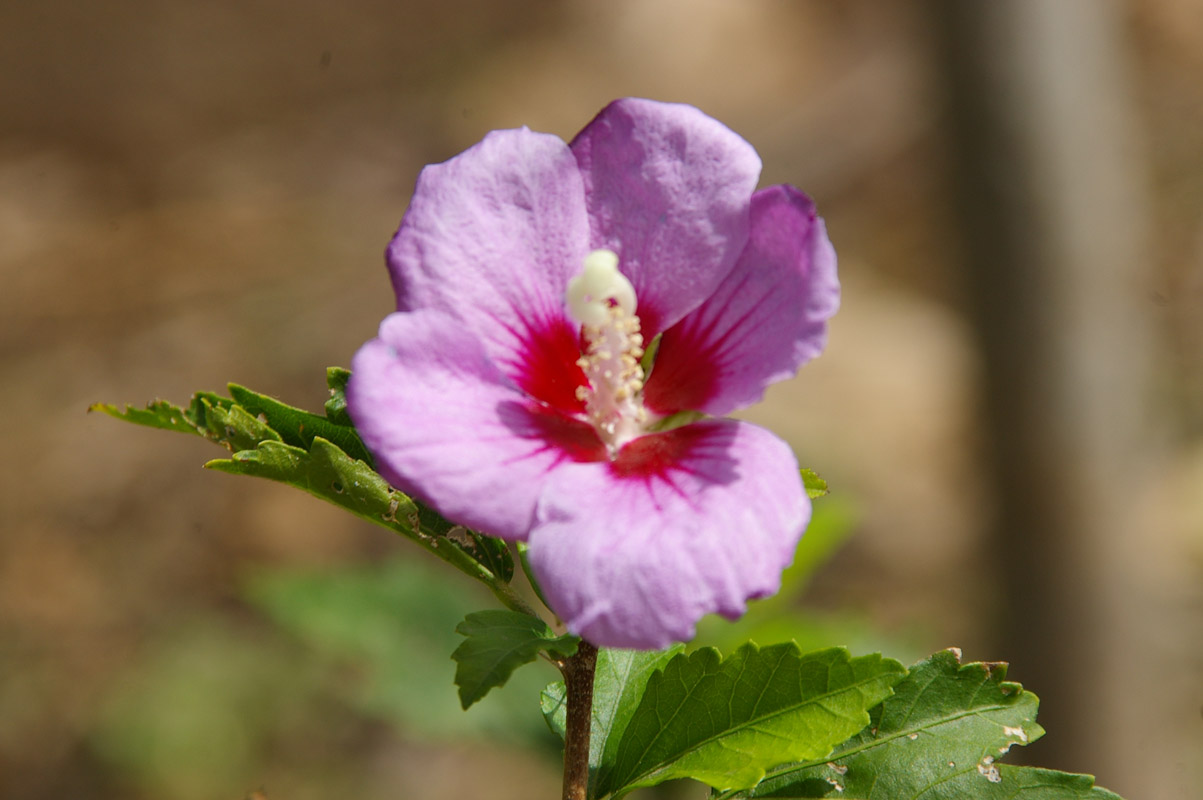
[348,99,838,649]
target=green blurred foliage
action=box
[694,497,926,663]
[84,458,908,800]
[89,556,562,800]
[244,556,560,744]
[91,620,323,800]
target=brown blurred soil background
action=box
[1,1,1200,798]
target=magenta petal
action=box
[347,310,606,540]
[527,419,808,649]
[570,98,762,337]
[644,185,840,416]
[387,128,591,413]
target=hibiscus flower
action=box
[348,98,839,649]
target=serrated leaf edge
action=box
[711,652,1054,800]
[96,380,536,616]
[452,611,578,709]
[602,645,904,797]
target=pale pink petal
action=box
[527,419,808,649]
[388,128,591,413]
[570,98,762,337]
[644,185,839,416]
[347,310,606,540]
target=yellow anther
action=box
[566,250,652,454]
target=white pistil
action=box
[567,249,649,453]
[566,249,636,326]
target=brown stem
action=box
[561,640,598,800]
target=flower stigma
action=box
[566,250,650,454]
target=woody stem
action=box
[561,640,598,800]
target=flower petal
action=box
[644,185,839,417]
[570,98,762,337]
[527,419,808,649]
[388,128,591,413]
[347,309,607,540]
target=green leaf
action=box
[640,331,663,376]
[720,649,1125,800]
[648,409,707,433]
[541,646,684,772]
[97,380,521,597]
[466,532,515,584]
[198,397,283,451]
[91,392,279,455]
[324,366,354,426]
[188,391,236,441]
[206,437,506,582]
[89,399,201,436]
[725,768,1123,800]
[451,610,578,709]
[207,437,381,517]
[517,541,553,609]
[228,383,372,465]
[595,645,905,798]
[801,468,828,500]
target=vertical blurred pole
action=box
[929,0,1154,794]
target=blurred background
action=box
[1,1,1199,798]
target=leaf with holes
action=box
[228,382,372,465]
[89,399,200,436]
[466,532,514,584]
[718,649,1125,799]
[207,437,410,527]
[206,436,511,588]
[92,390,266,452]
[198,396,282,451]
[324,366,355,426]
[96,378,514,587]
